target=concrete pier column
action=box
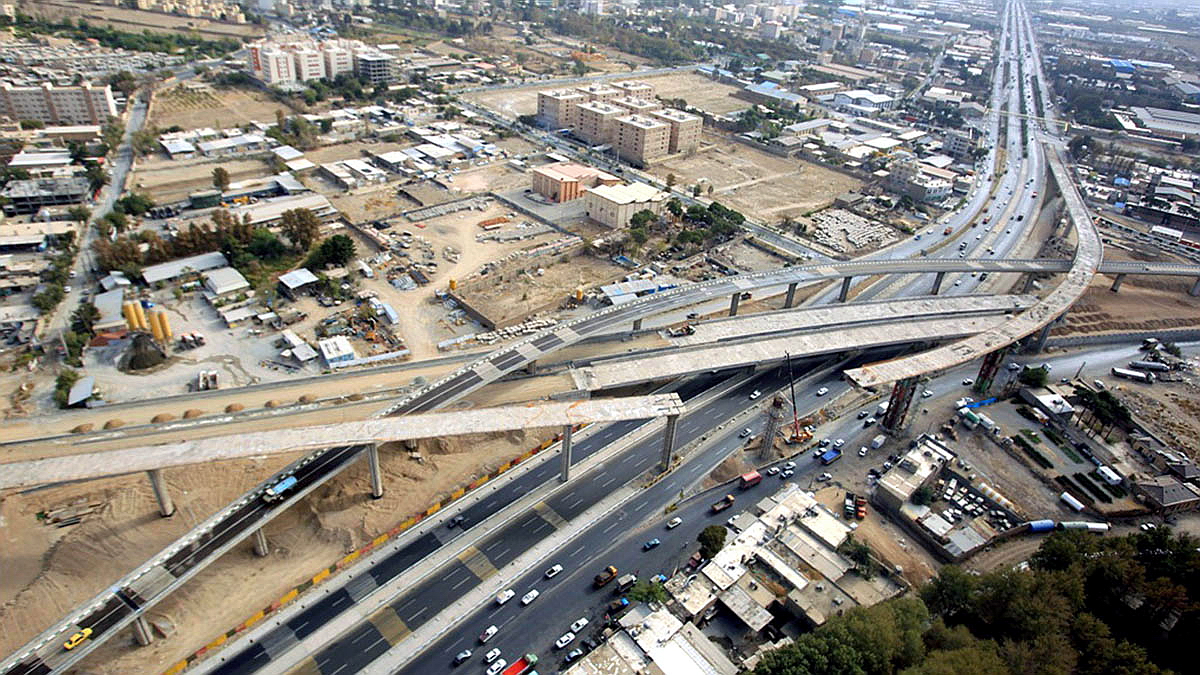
[931,271,946,295]
[1033,315,1067,353]
[559,424,573,483]
[252,528,269,557]
[1109,273,1125,293]
[132,616,153,646]
[728,293,741,316]
[784,282,798,309]
[838,276,853,303]
[658,414,680,471]
[1190,277,1200,297]
[367,444,384,499]
[632,318,643,331]
[1023,274,1037,293]
[147,469,175,518]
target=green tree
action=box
[18,119,44,130]
[67,205,92,225]
[1018,366,1049,387]
[666,173,676,187]
[53,369,82,408]
[70,303,101,336]
[666,198,683,219]
[279,208,321,252]
[84,163,109,193]
[32,284,65,312]
[212,166,231,192]
[627,579,668,605]
[308,234,357,267]
[697,525,727,559]
[102,121,125,150]
[912,485,935,506]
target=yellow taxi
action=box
[63,627,93,650]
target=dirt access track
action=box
[649,136,863,224]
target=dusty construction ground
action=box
[648,136,863,223]
[131,156,269,203]
[23,0,264,39]
[0,429,558,673]
[150,84,292,131]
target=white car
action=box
[556,632,576,649]
[495,589,515,605]
[571,617,589,633]
[545,564,563,578]
[485,648,502,663]
[922,389,933,398]
[666,517,682,529]
[487,660,507,675]
[749,390,762,400]
[738,428,752,438]
[962,378,974,386]
[816,387,829,396]
[833,439,845,449]
[479,625,498,643]
[817,472,832,481]
[783,461,796,470]
[858,447,869,457]
[766,466,781,475]
[521,589,540,605]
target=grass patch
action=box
[1020,429,1042,444]
[1073,472,1113,504]
[1043,427,1065,445]
[1012,435,1054,469]
[1058,444,1083,463]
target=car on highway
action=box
[521,589,540,605]
[922,389,933,398]
[784,461,796,470]
[962,378,974,386]
[738,428,752,438]
[545,564,563,578]
[453,649,472,665]
[571,617,590,633]
[556,632,576,649]
[487,659,507,675]
[666,517,682,529]
[480,625,498,643]
[780,469,794,479]
[749,390,762,400]
[818,438,831,447]
[864,417,876,427]
[565,648,585,664]
[954,279,962,286]
[857,410,869,419]
[833,438,845,449]
[767,466,781,475]
[495,589,515,605]
[816,387,829,396]
[644,538,661,550]
[447,515,465,528]
[63,627,92,651]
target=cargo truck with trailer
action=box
[501,654,539,675]
[1129,360,1170,372]
[1111,367,1154,384]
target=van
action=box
[870,434,887,450]
[616,574,638,592]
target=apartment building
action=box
[249,45,296,84]
[614,114,670,165]
[611,96,660,116]
[536,89,587,129]
[649,108,701,155]
[0,82,117,126]
[611,80,655,99]
[575,83,622,103]
[322,45,354,79]
[575,101,626,146]
[292,48,326,82]
[354,52,397,86]
[530,162,619,203]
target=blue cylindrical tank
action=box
[1028,519,1055,533]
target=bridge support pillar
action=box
[931,271,946,295]
[1032,313,1066,353]
[1191,277,1200,297]
[659,414,680,472]
[838,276,853,303]
[559,424,573,483]
[252,528,270,557]
[728,293,741,316]
[632,318,643,331]
[881,377,919,433]
[784,282,798,309]
[976,347,1009,394]
[147,469,175,518]
[1109,273,1126,293]
[1022,274,1038,293]
[133,616,153,646]
[367,444,384,499]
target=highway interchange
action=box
[0,2,1162,674]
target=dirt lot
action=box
[812,487,939,587]
[29,1,264,39]
[0,428,558,672]
[131,156,269,203]
[151,83,292,131]
[648,136,863,223]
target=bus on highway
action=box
[739,471,762,489]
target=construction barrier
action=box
[163,424,585,674]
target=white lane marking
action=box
[451,575,471,590]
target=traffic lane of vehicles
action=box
[210,376,734,674]
[296,367,804,674]
[403,350,910,673]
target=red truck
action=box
[943,226,953,236]
[739,471,762,489]
[501,654,538,675]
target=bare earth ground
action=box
[0,429,557,671]
[23,0,264,39]
[648,137,863,223]
[463,71,748,118]
[151,84,292,132]
[131,156,269,203]
[456,252,628,327]
[812,487,939,587]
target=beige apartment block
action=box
[531,162,620,203]
[575,101,626,146]
[612,96,661,116]
[612,80,656,99]
[575,83,622,103]
[649,108,702,155]
[537,89,587,128]
[614,114,670,165]
[584,182,669,228]
[0,82,117,126]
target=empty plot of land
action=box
[37,1,263,39]
[132,157,268,203]
[645,71,748,115]
[650,138,863,223]
[152,84,292,131]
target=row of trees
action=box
[754,528,1199,674]
[7,14,238,57]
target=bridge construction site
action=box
[5,4,1200,675]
